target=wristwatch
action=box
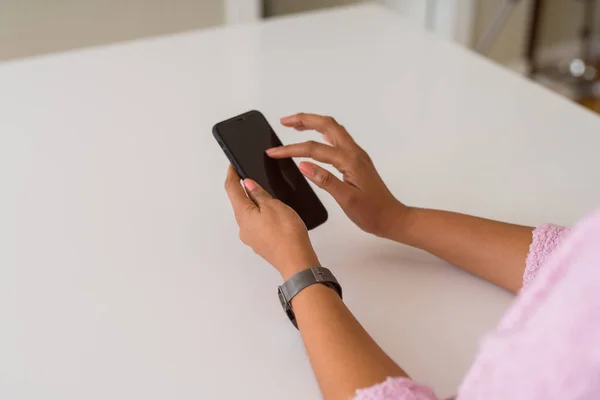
[278,266,342,329]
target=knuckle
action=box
[342,191,360,209]
[357,148,371,163]
[347,152,363,169]
[318,171,334,188]
[252,194,268,204]
[347,149,370,168]
[324,116,337,126]
[305,140,318,154]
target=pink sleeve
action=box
[351,222,572,400]
[352,377,439,400]
[456,208,600,399]
[522,224,570,288]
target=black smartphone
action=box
[213,110,328,230]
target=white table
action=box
[2,4,600,399]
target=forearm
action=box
[290,280,407,399]
[385,206,533,293]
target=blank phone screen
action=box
[214,111,327,230]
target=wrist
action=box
[277,248,320,280]
[378,202,414,243]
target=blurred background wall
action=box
[474,0,533,63]
[0,0,224,61]
[475,0,592,66]
[0,0,363,61]
[0,0,598,68]
[264,0,357,16]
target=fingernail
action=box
[243,179,258,191]
[298,162,314,177]
[266,147,279,155]
[280,115,293,123]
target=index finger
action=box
[225,165,255,215]
[280,113,355,149]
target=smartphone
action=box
[213,110,328,230]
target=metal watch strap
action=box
[278,267,342,329]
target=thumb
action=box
[243,179,272,206]
[298,162,352,201]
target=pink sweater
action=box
[354,208,600,400]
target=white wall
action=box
[0,0,223,61]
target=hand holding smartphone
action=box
[213,110,328,230]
